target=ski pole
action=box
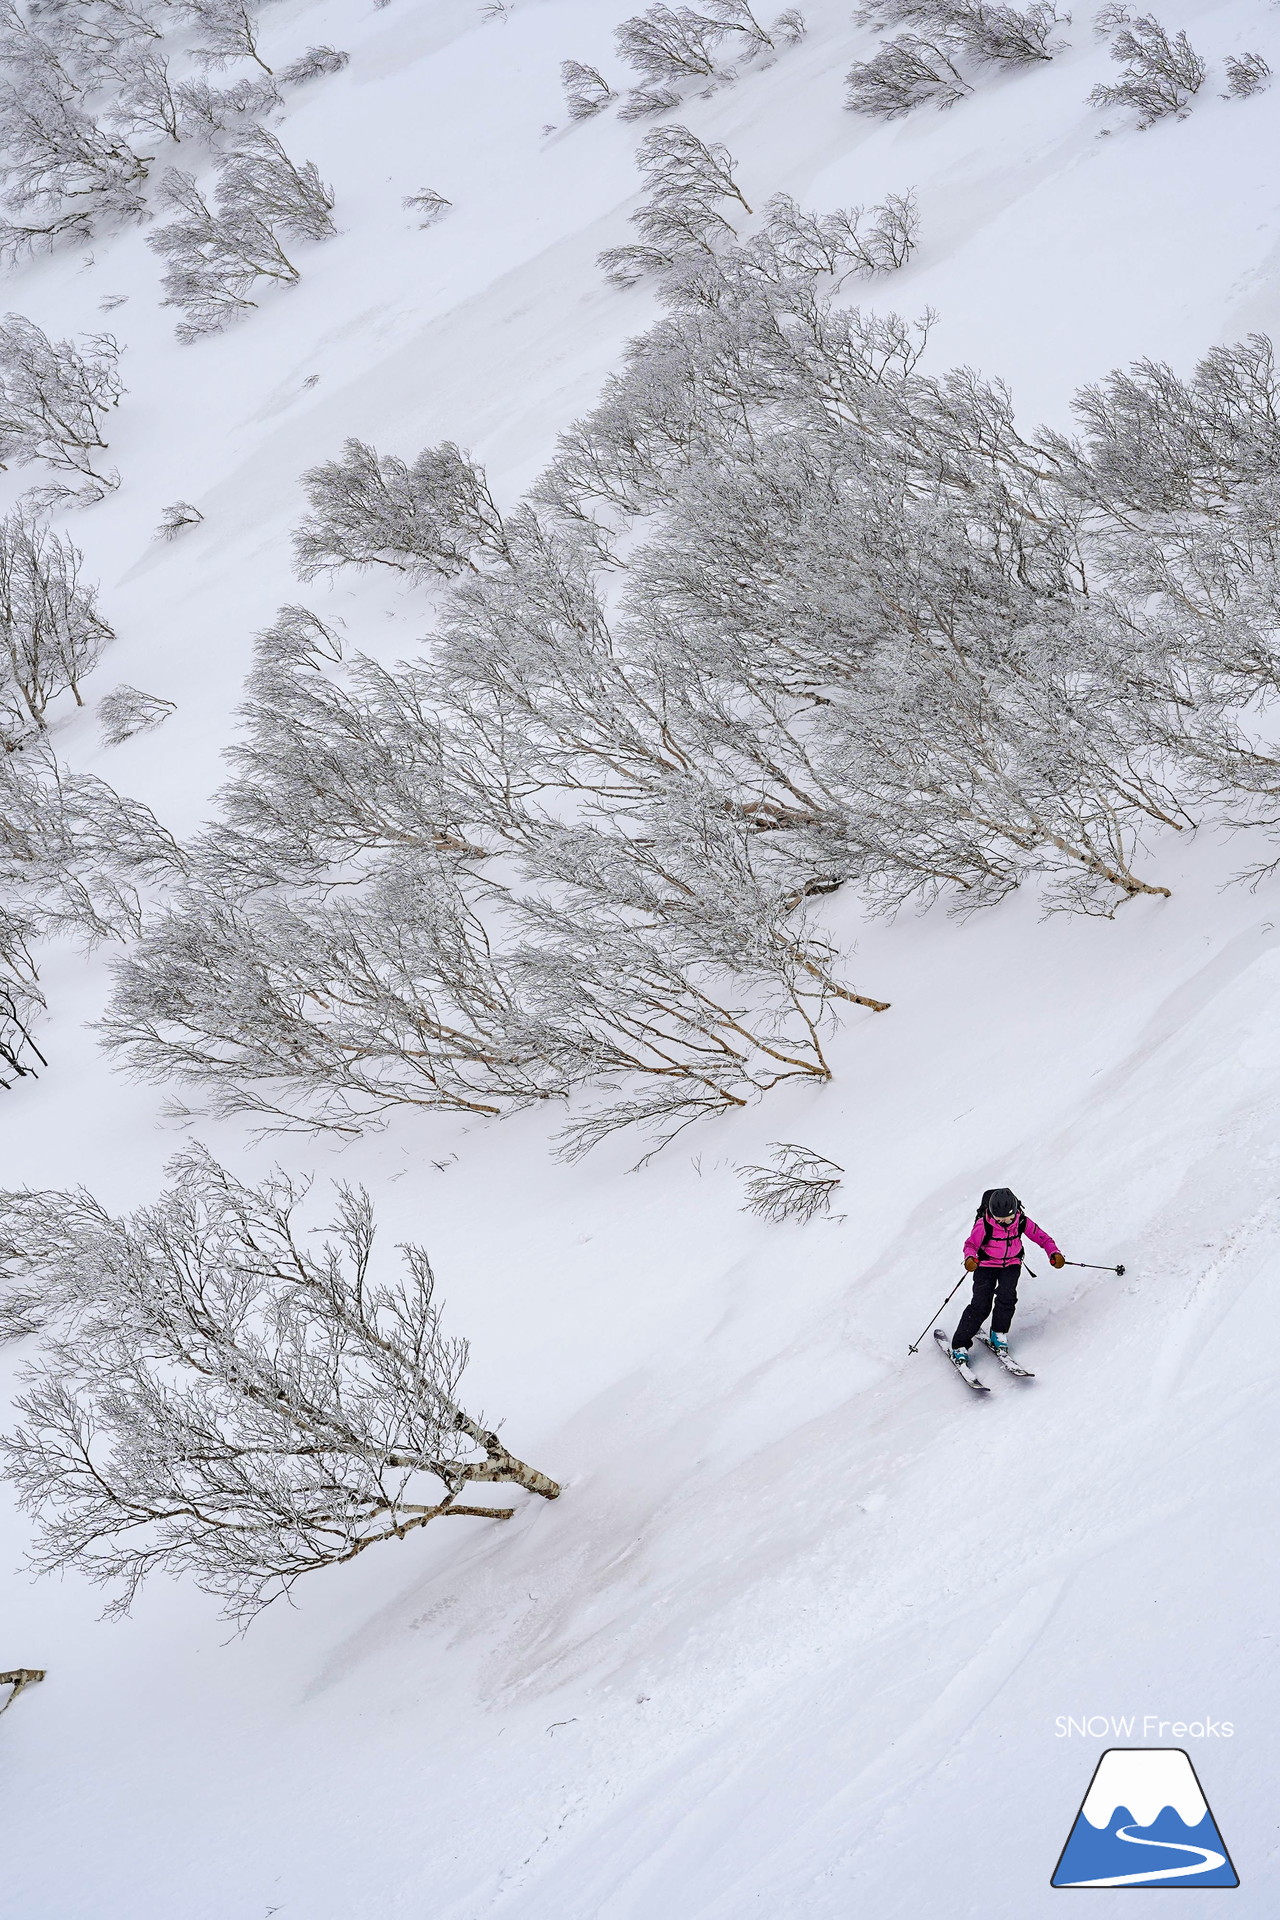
[1062,1259,1126,1276]
[908,1273,970,1354]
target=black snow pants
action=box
[953,1264,1020,1349]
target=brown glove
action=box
[964,1255,979,1271]
[1050,1251,1065,1268]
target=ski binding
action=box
[977,1331,1035,1377]
[934,1327,991,1392]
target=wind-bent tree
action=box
[293,438,509,579]
[0,733,182,1083]
[0,913,45,1089]
[561,59,615,118]
[0,316,124,495]
[1222,51,1268,98]
[0,738,184,945]
[1089,5,1205,124]
[280,45,349,85]
[599,122,753,283]
[177,0,275,74]
[738,1142,844,1221]
[98,683,175,742]
[150,131,334,340]
[0,1147,561,1622]
[847,0,1069,115]
[0,510,113,734]
[0,83,148,256]
[93,122,1280,1163]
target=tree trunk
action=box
[454,1411,561,1498]
[0,1668,44,1713]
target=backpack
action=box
[974,1189,1024,1260]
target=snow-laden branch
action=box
[0,1147,560,1623]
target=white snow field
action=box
[0,0,1277,1912]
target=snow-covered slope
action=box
[0,0,1278,1913]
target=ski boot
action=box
[950,1345,971,1363]
[988,1330,1009,1354]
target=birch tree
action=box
[0,1147,560,1622]
[0,510,113,734]
[1089,6,1205,124]
[293,439,509,580]
[0,316,124,494]
[149,133,334,339]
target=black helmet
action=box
[987,1187,1020,1219]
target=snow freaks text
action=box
[1055,1717,1234,1739]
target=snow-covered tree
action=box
[0,737,183,948]
[0,615,181,1079]
[0,915,45,1089]
[1037,332,1280,878]
[98,683,175,742]
[0,510,113,735]
[403,186,450,227]
[22,0,165,86]
[169,72,281,138]
[848,0,1067,113]
[103,48,184,144]
[845,33,972,113]
[149,132,334,340]
[949,0,1068,64]
[0,316,123,493]
[638,121,751,214]
[102,801,885,1144]
[105,46,281,146]
[103,518,891,1145]
[0,23,149,256]
[599,122,751,283]
[154,499,203,539]
[702,0,806,56]
[617,81,682,117]
[1221,50,1268,99]
[177,0,274,74]
[149,169,296,338]
[615,4,726,83]
[612,1,803,110]
[293,437,509,580]
[85,96,1280,1162]
[527,237,1192,918]
[756,189,919,280]
[216,127,334,238]
[1089,6,1204,124]
[739,1142,843,1221]
[0,1146,561,1622]
[279,44,349,85]
[857,0,1068,63]
[560,58,615,118]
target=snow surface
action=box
[0,0,1278,1913]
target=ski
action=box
[977,1331,1035,1377]
[934,1327,991,1392]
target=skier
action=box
[951,1186,1064,1362]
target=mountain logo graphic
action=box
[1052,1748,1238,1888]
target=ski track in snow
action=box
[0,0,1275,1912]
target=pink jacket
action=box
[963,1211,1060,1268]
